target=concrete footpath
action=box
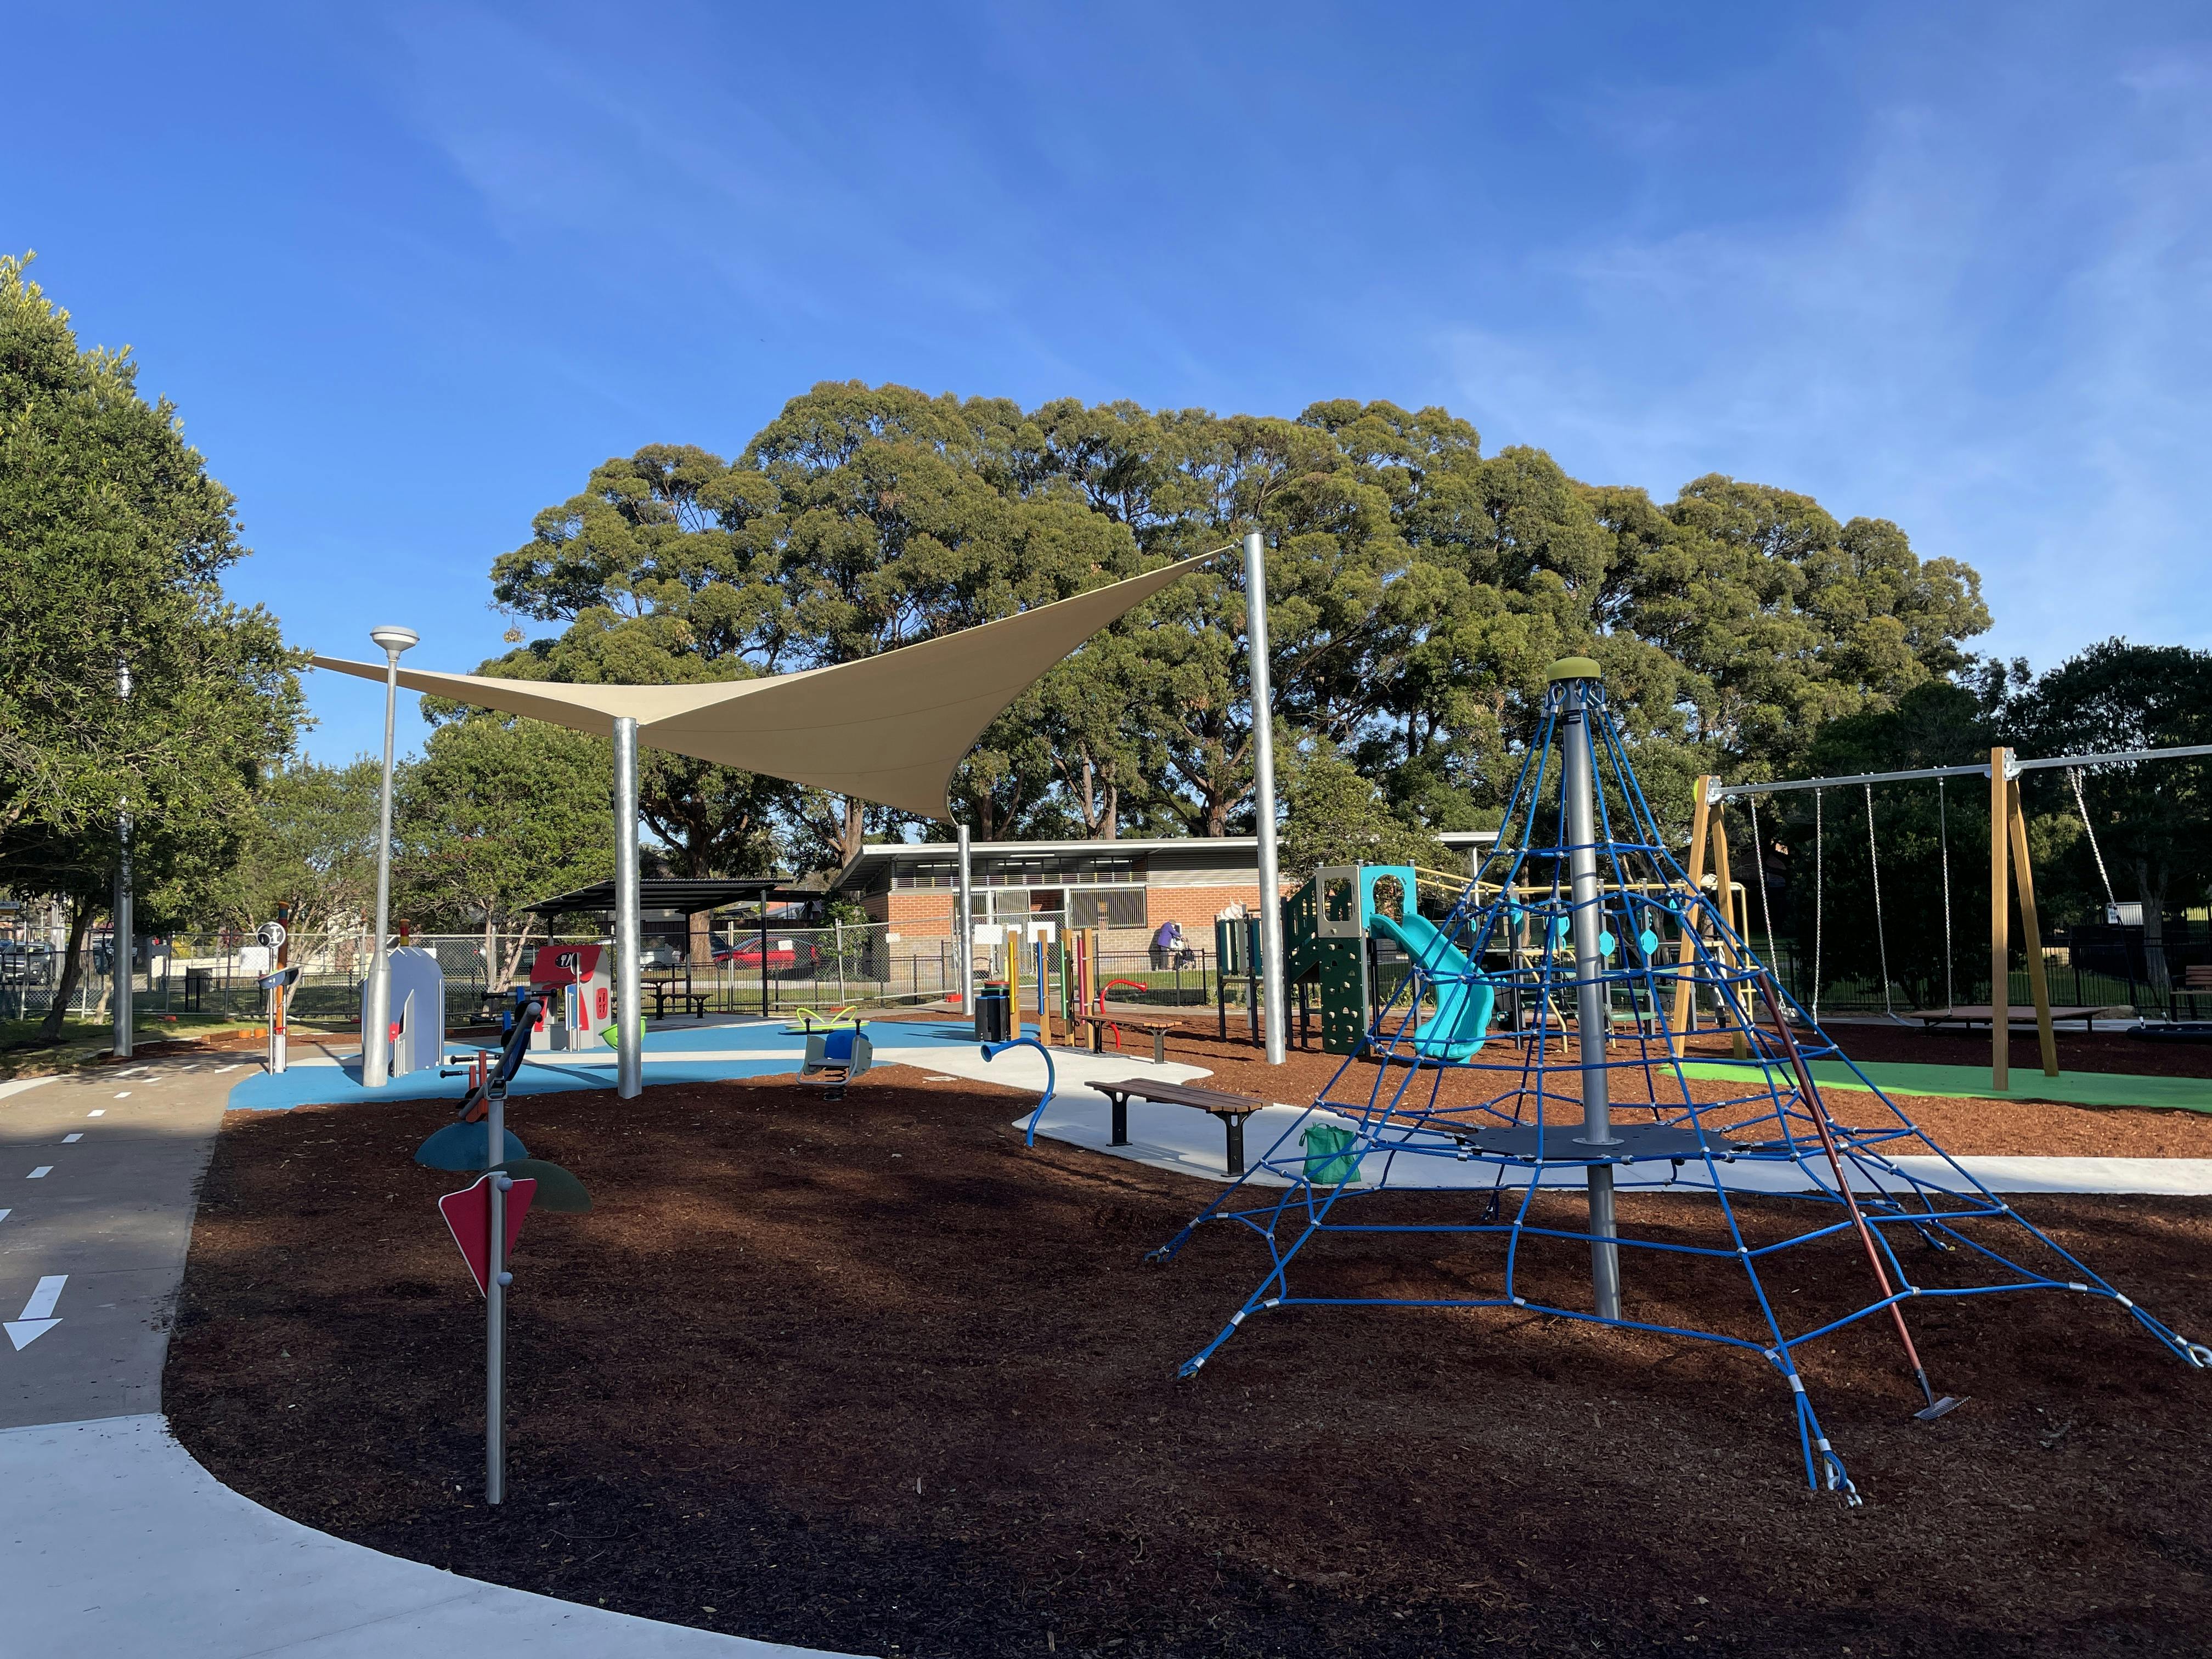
[0,1057,855,1658]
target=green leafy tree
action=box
[216,758,383,935]
[0,253,300,1036]
[395,715,617,984]
[1279,752,1449,876]
[2001,640,2212,990]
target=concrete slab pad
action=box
[0,1415,854,1657]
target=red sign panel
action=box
[437,1173,537,1297]
[529,944,603,988]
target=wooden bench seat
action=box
[1088,1077,1267,1174]
[1076,1013,1180,1064]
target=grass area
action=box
[0,1008,343,1076]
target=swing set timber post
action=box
[2009,775,2059,1079]
[1989,746,2059,1089]
[1669,774,1716,1056]
[1703,788,1750,1059]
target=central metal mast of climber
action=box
[1556,659,1622,1319]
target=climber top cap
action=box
[1547,656,1601,683]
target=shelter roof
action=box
[526,878,815,918]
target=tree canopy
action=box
[0,253,299,1031]
[479,382,1990,874]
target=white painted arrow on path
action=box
[5,1275,65,1350]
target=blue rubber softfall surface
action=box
[414,1122,528,1171]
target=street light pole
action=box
[112,656,133,1060]
[1244,531,1286,1066]
[360,625,417,1089]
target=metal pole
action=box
[956,825,974,1025]
[613,717,643,1099]
[758,904,769,1018]
[1244,531,1286,1066]
[112,656,133,1058]
[362,626,416,1088]
[486,1075,510,1504]
[1558,668,1622,1320]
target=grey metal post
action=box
[1244,531,1287,1066]
[1559,668,1622,1319]
[956,825,974,1023]
[111,656,133,1058]
[486,1081,510,1504]
[613,716,643,1099]
[361,626,417,1088]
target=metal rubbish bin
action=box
[974,981,1011,1043]
[183,968,212,1012]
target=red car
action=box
[713,937,821,974]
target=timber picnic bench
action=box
[1076,1013,1181,1064]
[1088,1077,1267,1175]
[644,972,711,1020]
[1907,1005,2128,1035]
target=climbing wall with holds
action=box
[1317,939,1366,1054]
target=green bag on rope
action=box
[1300,1122,1364,1186]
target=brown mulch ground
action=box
[168,1065,2212,1658]
[1077,1019,2212,1159]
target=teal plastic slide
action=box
[1368,909,1496,1060]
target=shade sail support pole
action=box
[957,825,974,1025]
[1245,531,1287,1068]
[614,716,643,1100]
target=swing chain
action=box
[2068,766,2120,914]
[1937,777,1955,1013]
[1812,788,1824,1026]
[1865,783,1895,1019]
[1748,792,1780,974]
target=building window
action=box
[1070,889,1147,929]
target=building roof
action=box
[310,554,1211,821]
[525,878,817,918]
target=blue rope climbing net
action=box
[1148,678,2209,1502]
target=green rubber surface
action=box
[1677,1058,2212,1113]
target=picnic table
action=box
[1088,1077,1267,1175]
[1906,1005,2128,1034]
[1076,1013,1180,1064]
[644,971,710,1020]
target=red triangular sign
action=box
[437,1172,537,1297]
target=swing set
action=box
[1687,737,2212,1090]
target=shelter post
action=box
[1245,531,1286,1066]
[614,716,642,1099]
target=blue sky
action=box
[9,3,2210,764]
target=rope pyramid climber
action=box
[1148,658,2209,1502]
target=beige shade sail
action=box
[312,553,1211,820]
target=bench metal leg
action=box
[1110,1092,1130,1147]
[1152,1028,1167,1065]
[1223,1112,1247,1176]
